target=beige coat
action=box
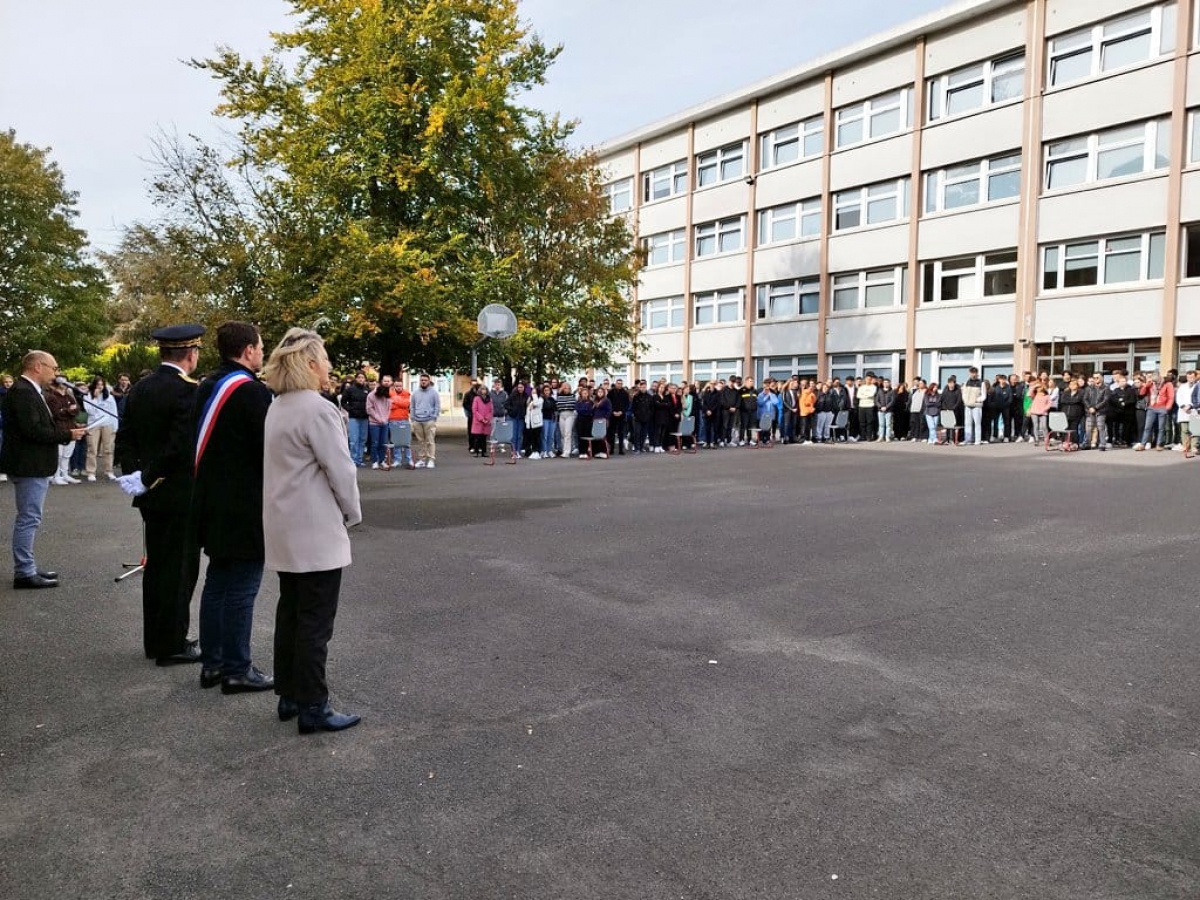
[263,390,362,573]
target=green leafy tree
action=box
[0,129,111,371]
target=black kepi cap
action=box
[151,323,205,349]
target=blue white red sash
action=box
[195,371,253,472]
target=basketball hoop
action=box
[477,304,517,339]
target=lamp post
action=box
[1051,335,1067,373]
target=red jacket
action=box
[1140,380,1175,411]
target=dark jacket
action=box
[631,390,655,423]
[1109,383,1137,412]
[340,383,368,419]
[989,383,1013,411]
[504,390,528,420]
[652,392,673,426]
[939,385,963,412]
[719,385,739,411]
[739,388,758,414]
[0,377,73,478]
[923,389,942,417]
[115,364,200,514]
[875,388,896,412]
[1008,381,1026,411]
[1060,387,1085,419]
[190,362,273,560]
[608,387,631,416]
[1081,383,1110,415]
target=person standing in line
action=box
[410,372,441,468]
[385,376,413,469]
[0,373,10,483]
[261,328,362,734]
[45,377,80,485]
[461,379,478,449]
[524,382,544,459]
[923,382,942,444]
[115,324,206,665]
[111,373,133,419]
[537,384,558,459]
[892,380,910,440]
[340,372,369,467]
[0,352,85,588]
[961,367,985,446]
[1081,372,1110,451]
[908,379,926,442]
[365,377,392,470]
[556,381,578,457]
[469,383,493,457]
[608,378,631,455]
[192,322,276,694]
[780,377,798,445]
[504,380,528,457]
[83,376,119,481]
[874,378,896,442]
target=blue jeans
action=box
[815,411,833,441]
[198,558,265,676]
[510,417,524,455]
[1142,408,1169,446]
[925,414,939,443]
[347,417,368,465]
[964,406,983,444]
[367,423,388,464]
[10,476,50,578]
[879,411,893,440]
[541,418,557,456]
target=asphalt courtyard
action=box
[2,431,1199,900]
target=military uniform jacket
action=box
[191,361,272,560]
[0,378,72,478]
[115,364,199,514]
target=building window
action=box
[693,288,744,325]
[835,87,913,149]
[603,177,633,213]
[831,266,908,311]
[833,178,910,231]
[924,152,1021,213]
[755,278,820,319]
[1190,110,1200,164]
[639,362,684,384]
[829,352,899,381]
[694,216,745,257]
[757,356,818,383]
[758,199,821,245]
[696,141,746,188]
[759,115,824,169]
[921,251,1018,304]
[692,359,743,383]
[1041,231,1167,290]
[1185,224,1200,278]
[640,296,685,331]
[642,229,686,267]
[1044,119,1170,191]
[642,160,689,202]
[1047,4,1176,88]
[928,52,1025,121]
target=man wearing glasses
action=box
[0,351,86,589]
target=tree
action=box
[0,130,111,371]
[182,0,639,376]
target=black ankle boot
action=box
[277,696,299,721]
[297,701,361,734]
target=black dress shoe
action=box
[37,569,58,581]
[155,644,202,666]
[221,667,275,694]
[13,574,58,589]
[277,696,299,721]
[199,668,223,689]
[298,701,361,734]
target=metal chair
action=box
[756,413,776,449]
[386,420,413,469]
[585,418,610,459]
[831,410,850,442]
[1187,414,1200,458]
[937,410,962,446]
[670,417,697,454]
[1045,411,1077,452]
[486,418,517,466]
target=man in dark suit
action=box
[192,322,275,694]
[115,324,205,665]
[0,351,86,589]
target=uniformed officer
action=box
[115,324,205,665]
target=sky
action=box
[0,0,950,252]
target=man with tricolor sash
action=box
[191,322,275,694]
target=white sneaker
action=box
[415,460,427,468]
[52,476,69,485]
[654,447,664,454]
[371,462,379,470]
[106,473,116,481]
[0,474,7,482]
[530,452,541,460]
[1133,443,1144,451]
[596,453,607,459]
[86,475,96,482]
[426,461,435,469]
[64,475,80,484]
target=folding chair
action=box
[486,418,517,466]
[1187,414,1200,459]
[1044,411,1077,452]
[756,413,776,449]
[831,410,850,443]
[937,410,962,446]
[386,420,413,469]
[670,417,697,454]
[586,419,610,459]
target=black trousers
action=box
[140,509,200,659]
[631,419,650,450]
[909,411,924,440]
[857,407,877,441]
[610,414,628,452]
[275,568,342,706]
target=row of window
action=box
[606,2,1183,213]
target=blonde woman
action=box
[262,328,362,734]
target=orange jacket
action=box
[799,388,816,416]
[388,388,411,421]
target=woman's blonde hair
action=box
[262,328,327,394]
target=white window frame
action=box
[756,356,819,383]
[1047,4,1176,89]
[755,278,821,320]
[924,151,1022,213]
[1044,119,1170,192]
[830,266,908,312]
[696,141,747,188]
[921,251,1018,304]
[639,362,684,384]
[642,228,686,267]
[757,199,821,246]
[834,87,913,149]
[1041,231,1167,292]
[603,177,633,214]
[1189,110,1200,165]
[642,160,689,203]
[828,352,901,381]
[692,288,745,326]
[694,216,746,258]
[759,115,824,169]
[833,178,910,231]
[640,296,685,331]
[928,52,1025,121]
[691,359,743,383]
